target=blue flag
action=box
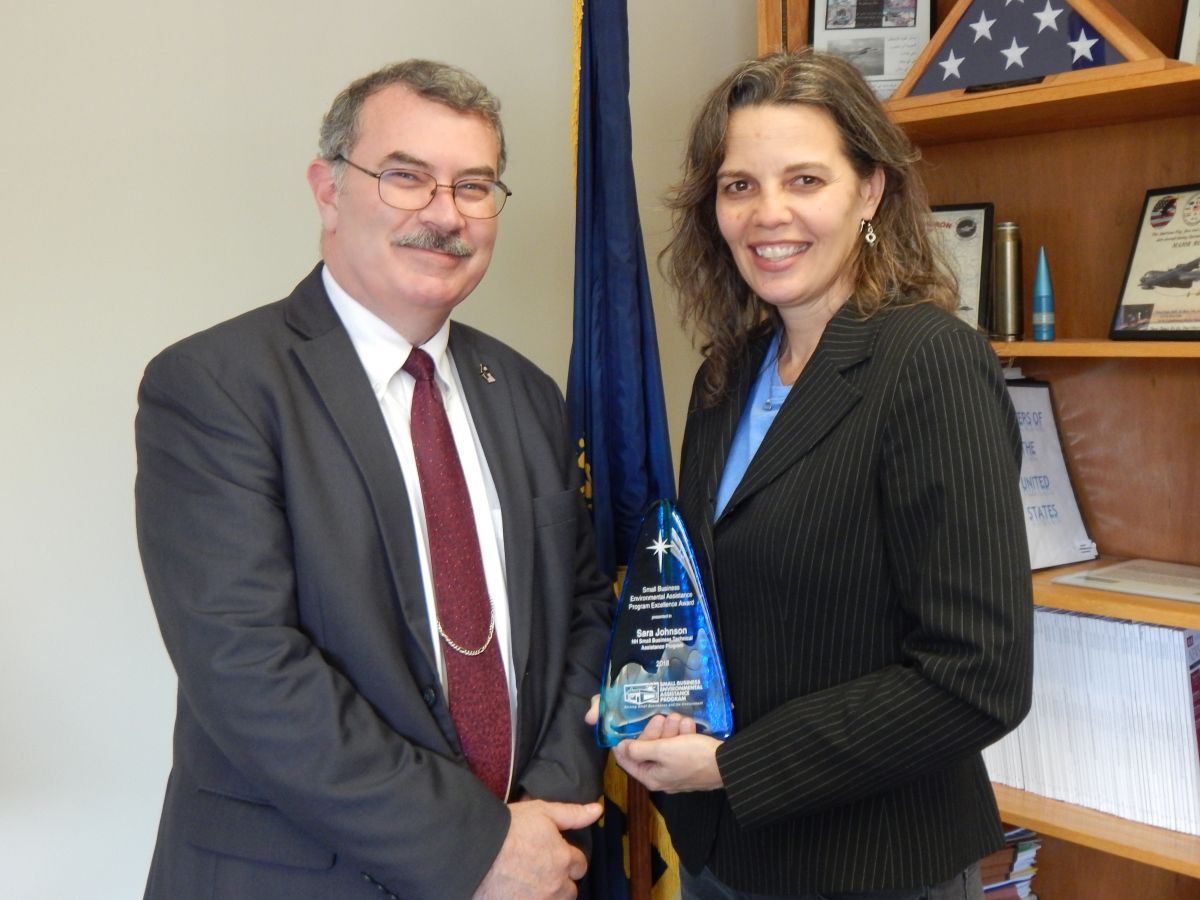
[910,0,1124,95]
[568,0,676,582]
[569,2,680,898]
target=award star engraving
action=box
[647,534,673,573]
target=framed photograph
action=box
[929,203,993,331]
[1177,0,1200,64]
[1110,183,1200,340]
[809,0,931,100]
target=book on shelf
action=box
[984,883,1036,900]
[1004,377,1097,570]
[981,847,1038,883]
[1052,558,1200,604]
[982,826,1040,897]
[984,607,1200,835]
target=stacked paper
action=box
[983,608,1200,835]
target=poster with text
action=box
[1007,380,1097,570]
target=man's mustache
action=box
[393,230,474,258]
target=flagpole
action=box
[570,1,677,895]
[628,780,652,900]
[613,564,652,900]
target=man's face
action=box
[310,85,500,340]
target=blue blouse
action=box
[714,330,793,520]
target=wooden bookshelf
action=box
[991,340,1200,359]
[888,63,1200,145]
[998,562,1200,889]
[1033,560,1200,629]
[1010,562,1200,888]
[760,1,1200,896]
[994,783,1200,878]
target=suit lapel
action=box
[687,332,766,588]
[449,324,534,683]
[285,267,437,678]
[719,307,878,521]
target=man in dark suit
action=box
[136,59,612,900]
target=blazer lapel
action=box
[720,307,877,520]
[449,324,534,683]
[285,267,437,679]
[687,332,766,585]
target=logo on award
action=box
[623,684,659,706]
[596,500,733,747]
[1182,193,1200,228]
[1150,195,1177,229]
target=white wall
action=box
[0,3,754,896]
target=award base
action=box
[597,500,733,747]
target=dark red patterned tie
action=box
[403,347,512,799]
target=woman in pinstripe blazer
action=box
[610,51,1034,899]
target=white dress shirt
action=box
[322,267,517,731]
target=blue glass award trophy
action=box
[596,499,733,747]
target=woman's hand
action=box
[611,714,724,793]
[585,703,724,793]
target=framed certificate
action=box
[808,0,931,100]
[1110,183,1200,340]
[1177,0,1200,64]
[929,203,993,331]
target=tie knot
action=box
[403,348,437,383]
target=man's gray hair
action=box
[318,59,506,176]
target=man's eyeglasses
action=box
[335,155,511,219]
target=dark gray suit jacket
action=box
[661,303,1034,894]
[135,265,612,899]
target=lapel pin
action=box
[479,364,496,384]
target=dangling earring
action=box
[861,219,877,246]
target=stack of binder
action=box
[982,826,1039,898]
[983,608,1200,835]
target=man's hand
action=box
[472,799,603,900]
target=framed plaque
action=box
[1110,183,1200,340]
[929,203,993,331]
[1178,0,1200,64]
[809,0,931,100]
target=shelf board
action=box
[990,339,1200,359]
[1033,560,1200,629]
[887,64,1200,145]
[994,783,1200,878]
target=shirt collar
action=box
[321,265,453,398]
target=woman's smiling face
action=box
[715,103,883,318]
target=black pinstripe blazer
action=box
[661,302,1034,895]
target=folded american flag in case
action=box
[908,0,1124,95]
